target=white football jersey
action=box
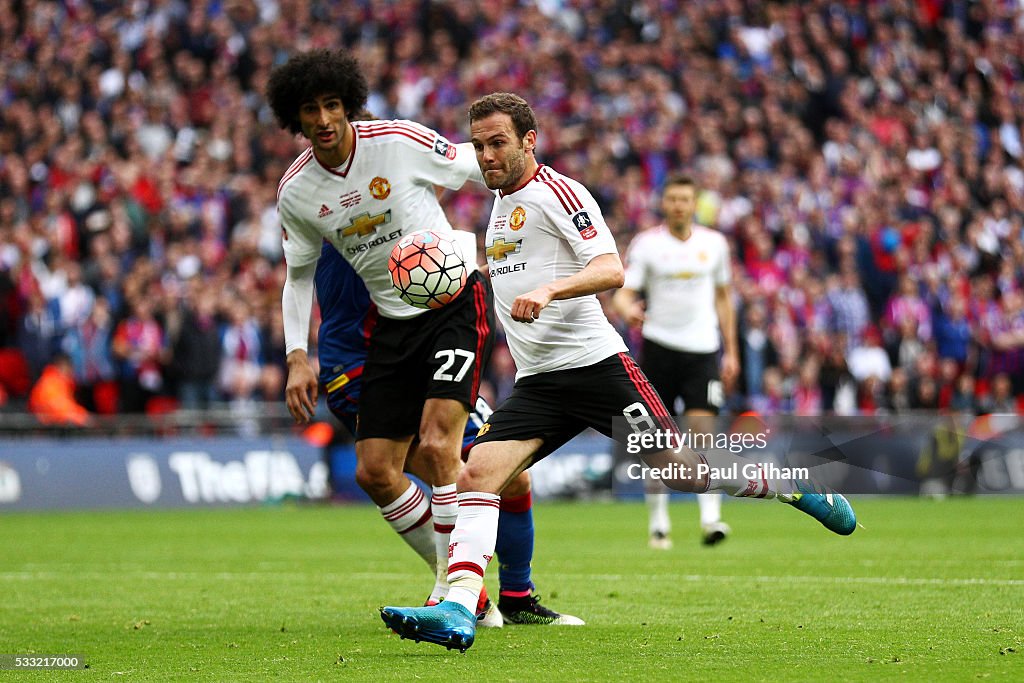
[623,224,731,353]
[278,119,483,319]
[484,165,627,378]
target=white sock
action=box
[701,452,779,499]
[645,492,670,536]
[378,481,436,584]
[698,492,722,526]
[431,483,458,600]
[445,492,500,614]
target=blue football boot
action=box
[380,601,477,652]
[779,480,857,535]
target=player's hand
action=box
[720,351,740,388]
[624,300,645,328]
[511,287,554,323]
[285,353,319,424]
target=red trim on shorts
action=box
[447,562,485,577]
[499,491,532,513]
[617,352,677,433]
[470,278,489,399]
[399,509,432,534]
[433,523,455,533]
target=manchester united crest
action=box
[509,206,526,231]
[369,176,391,200]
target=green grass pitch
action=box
[2,497,1023,681]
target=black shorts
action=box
[473,352,676,463]
[357,271,495,439]
[641,339,723,414]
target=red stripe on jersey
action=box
[447,561,485,577]
[536,168,572,214]
[617,352,677,433]
[383,487,424,521]
[276,149,313,201]
[279,148,312,186]
[358,124,433,148]
[541,179,573,214]
[398,508,432,534]
[470,278,490,399]
[539,169,582,212]
[358,120,433,139]
[538,169,580,215]
[551,177,582,212]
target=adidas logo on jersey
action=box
[318,204,333,218]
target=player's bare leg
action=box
[355,437,416,505]
[417,397,472,603]
[355,436,442,596]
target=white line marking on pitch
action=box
[0,571,1022,587]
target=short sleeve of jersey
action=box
[540,176,619,264]
[622,234,649,291]
[278,189,322,267]
[393,120,483,190]
[713,232,731,286]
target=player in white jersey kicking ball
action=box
[380,93,856,652]
[271,50,572,625]
[613,176,738,549]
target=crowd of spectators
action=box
[1,0,1023,425]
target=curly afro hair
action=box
[266,49,369,135]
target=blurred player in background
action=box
[315,238,580,625]
[381,92,856,652]
[613,176,739,549]
[269,48,493,609]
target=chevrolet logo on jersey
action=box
[340,210,392,238]
[486,237,522,262]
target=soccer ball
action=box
[388,230,468,309]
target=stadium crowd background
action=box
[1,0,1023,424]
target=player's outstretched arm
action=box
[282,261,319,423]
[511,253,624,323]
